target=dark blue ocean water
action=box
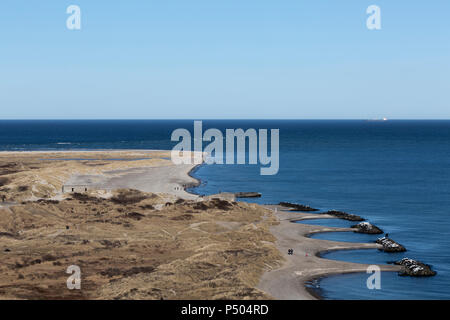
[1,120,449,299]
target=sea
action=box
[1,119,449,300]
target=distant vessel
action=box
[367,117,388,121]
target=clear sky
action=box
[0,0,449,119]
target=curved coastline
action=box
[7,150,422,300]
[0,136,442,299]
[304,270,400,299]
[255,208,401,299]
[185,163,204,195]
[109,156,423,300]
[185,166,403,300]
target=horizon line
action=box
[1,118,450,121]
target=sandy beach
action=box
[65,164,200,200]
[0,150,401,299]
[0,150,201,202]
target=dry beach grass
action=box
[0,151,282,299]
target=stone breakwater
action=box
[278,202,319,212]
[322,210,365,221]
[351,222,383,234]
[273,202,437,282]
[376,237,407,253]
[394,258,437,277]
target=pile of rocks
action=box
[376,237,406,252]
[395,258,437,277]
[351,222,383,234]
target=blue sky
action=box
[0,0,449,119]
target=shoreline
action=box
[0,149,171,154]
[0,149,204,202]
[185,163,203,193]
[1,149,403,300]
[173,161,401,300]
[256,207,401,299]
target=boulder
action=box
[376,237,406,252]
[323,210,365,221]
[395,258,436,277]
[351,222,383,234]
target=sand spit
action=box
[0,150,201,202]
[65,164,200,200]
